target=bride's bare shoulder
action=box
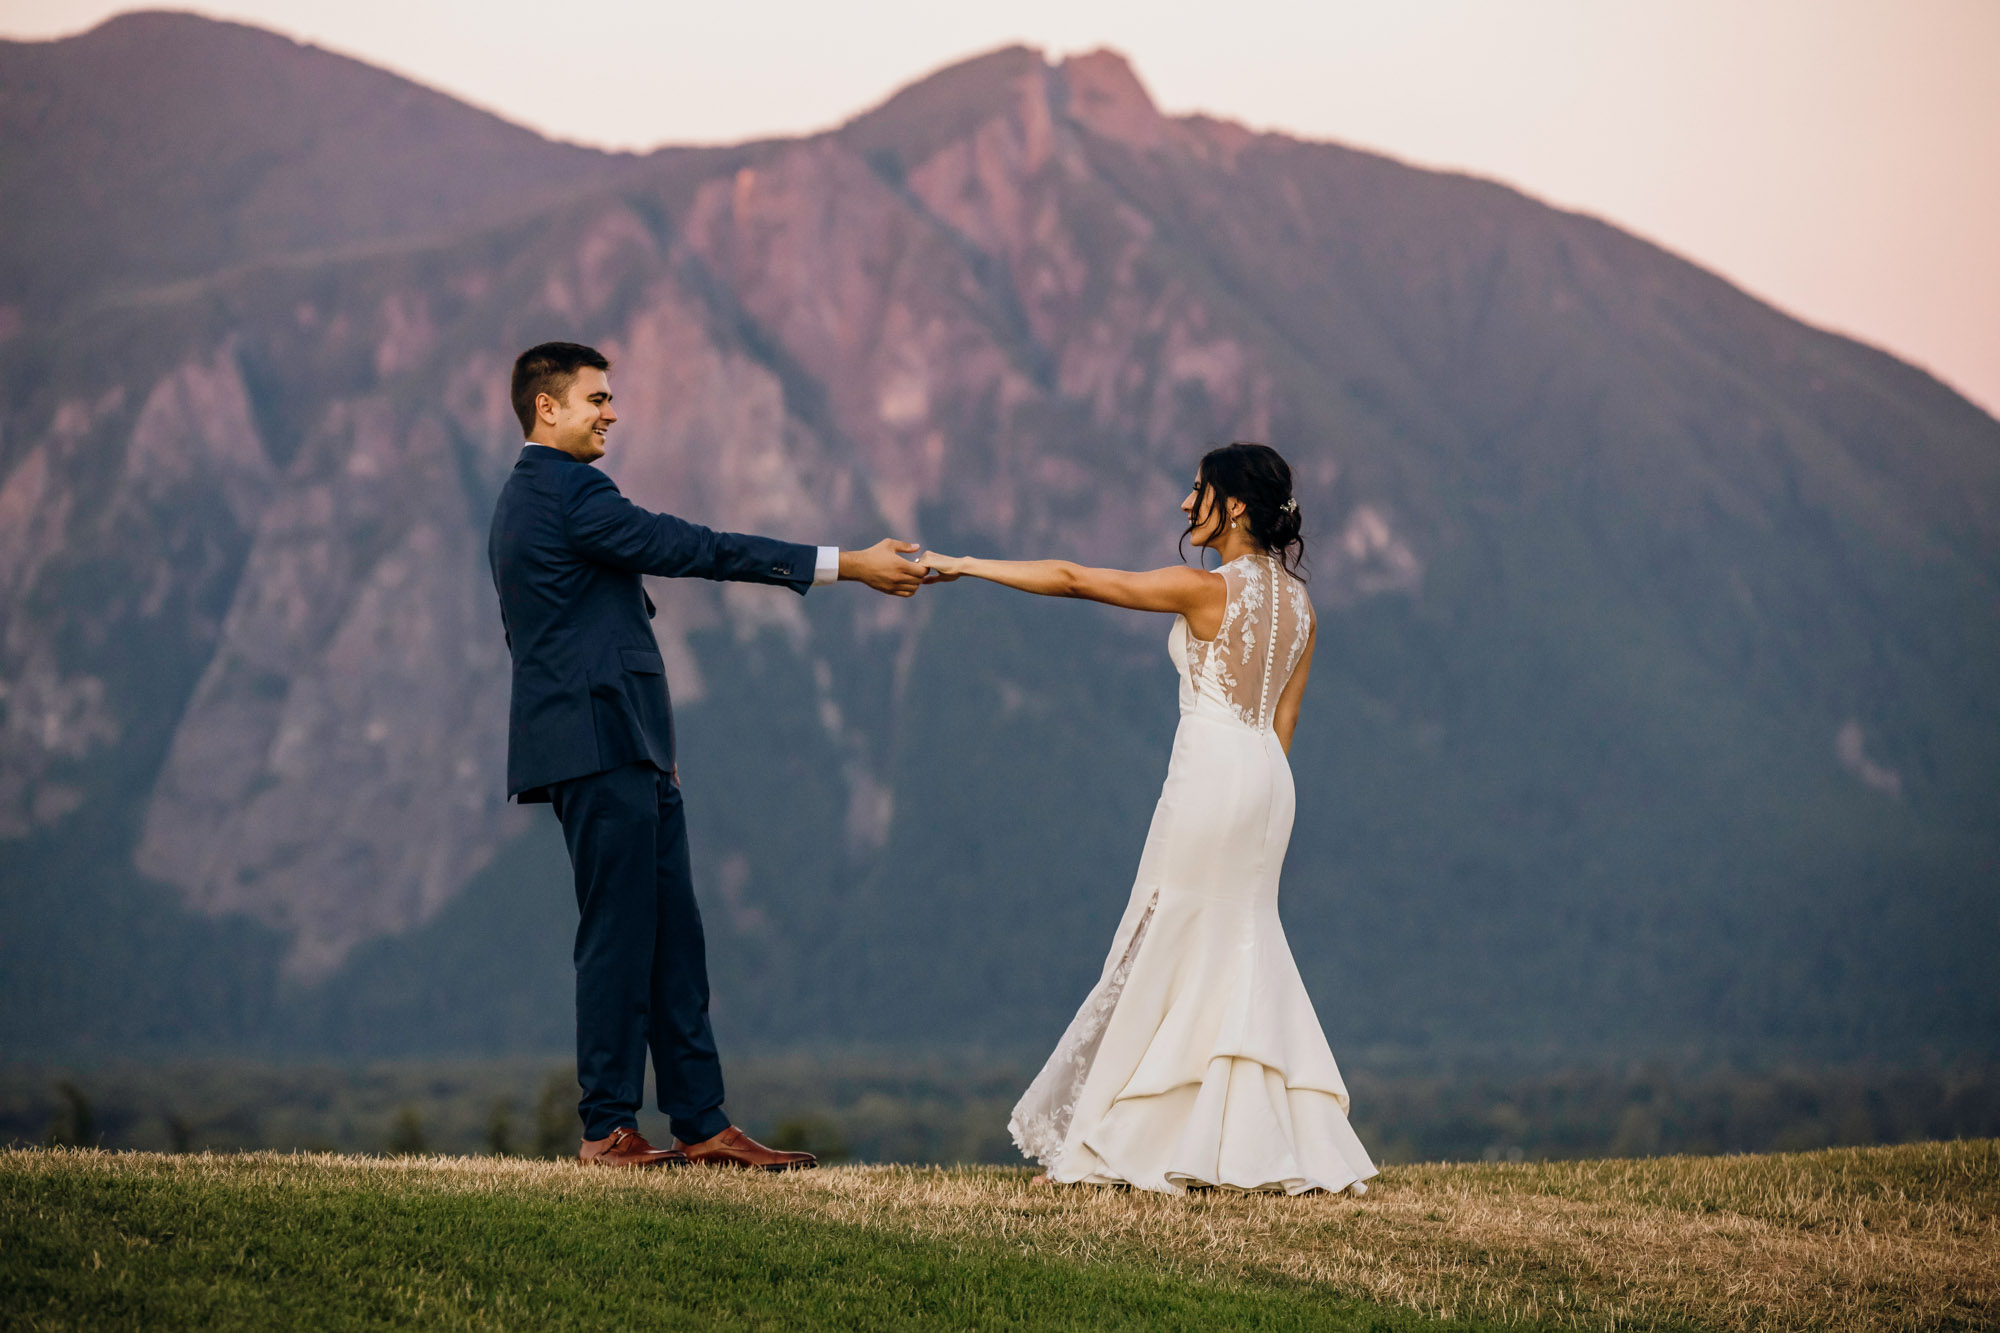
[1167,565,1229,640]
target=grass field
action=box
[4,1140,1995,1330]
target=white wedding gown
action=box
[1009,553,1378,1195]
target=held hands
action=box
[918,551,966,582]
[836,540,971,596]
[840,539,929,596]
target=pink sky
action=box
[5,0,1996,415]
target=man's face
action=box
[541,366,616,462]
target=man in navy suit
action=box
[489,342,925,1168]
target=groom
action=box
[489,341,925,1168]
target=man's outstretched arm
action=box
[565,468,925,595]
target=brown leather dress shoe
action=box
[578,1126,689,1168]
[677,1125,817,1171]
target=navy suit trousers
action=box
[548,762,730,1144]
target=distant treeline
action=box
[1344,1064,2000,1164]
[5,1056,1995,1166]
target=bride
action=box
[921,442,1376,1196]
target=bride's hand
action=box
[919,551,965,582]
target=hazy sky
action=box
[6,0,1996,414]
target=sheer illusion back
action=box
[1184,554,1314,731]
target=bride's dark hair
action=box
[1179,442,1307,578]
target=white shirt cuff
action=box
[813,546,840,586]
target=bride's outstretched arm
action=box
[919,552,1223,621]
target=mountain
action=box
[0,12,631,323]
[1,16,1995,1064]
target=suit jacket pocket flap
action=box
[620,648,666,675]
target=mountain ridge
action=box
[0,10,632,325]
[1,13,1994,1063]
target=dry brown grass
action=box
[698,1142,1999,1331]
[8,1140,1995,1330]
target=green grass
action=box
[7,1143,1995,1330]
[3,1151,1503,1331]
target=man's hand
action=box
[839,539,927,596]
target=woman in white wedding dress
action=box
[920,443,1377,1197]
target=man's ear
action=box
[536,391,559,425]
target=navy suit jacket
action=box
[488,444,817,802]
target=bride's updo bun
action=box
[1183,442,1308,578]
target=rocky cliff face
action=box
[2,16,1995,1056]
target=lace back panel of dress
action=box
[1188,555,1314,731]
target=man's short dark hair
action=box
[511,342,610,436]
